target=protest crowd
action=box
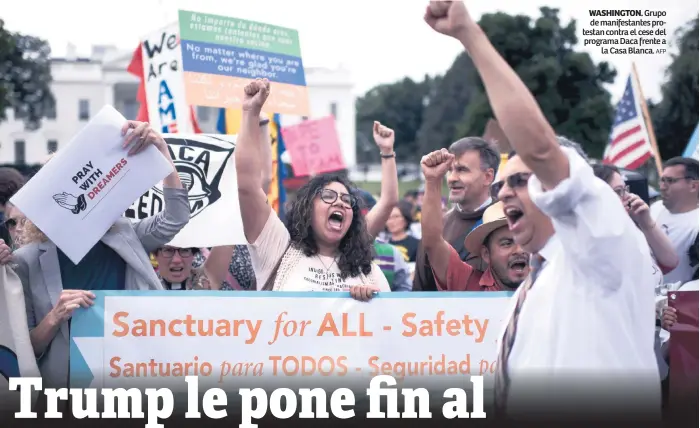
[0,0,698,423]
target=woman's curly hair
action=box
[285,174,374,280]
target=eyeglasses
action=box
[660,176,696,185]
[318,188,356,207]
[612,185,630,198]
[490,172,533,200]
[4,217,25,230]
[159,248,194,258]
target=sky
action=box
[3,0,698,102]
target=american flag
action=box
[603,75,652,170]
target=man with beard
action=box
[413,137,500,291]
[420,149,528,291]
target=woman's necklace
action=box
[316,254,337,276]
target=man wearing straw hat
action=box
[420,149,529,291]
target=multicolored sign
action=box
[178,10,309,116]
[70,291,512,397]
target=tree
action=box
[0,19,54,130]
[416,52,479,155]
[449,8,616,158]
[650,17,699,160]
[356,75,441,163]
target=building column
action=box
[104,83,115,110]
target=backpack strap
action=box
[261,243,291,291]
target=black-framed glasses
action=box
[490,172,533,200]
[159,247,194,258]
[660,176,696,186]
[4,217,24,230]
[318,188,356,207]
[612,185,630,198]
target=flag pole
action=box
[631,62,663,176]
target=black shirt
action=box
[389,235,420,263]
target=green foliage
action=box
[0,19,54,130]
[355,75,441,163]
[452,7,616,158]
[650,17,699,160]
[415,52,479,155]
[355,8,696,163]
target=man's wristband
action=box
[259,118,270,127]
[380,151,396,159]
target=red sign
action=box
[281,116,346,177]
[668,290,699,411]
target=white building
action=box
[0,44,357,168]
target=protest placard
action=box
[281,116,346,176]
[10,106,173,264]
[178,10,310,116]
[140,23,194,134]
[70,291,511,399]
[125,134,245,248]
[668,290,699,408]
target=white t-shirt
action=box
[250,210,391,292]
[649,201,698,284]
[630,227,665,295]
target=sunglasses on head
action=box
[318,188,356,207]
[491,172,533,200]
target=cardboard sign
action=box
[125,134,245,248]
[141,23,195,134]
[10,106,173,263]
[281,116,346,176]
[178,10,309,115]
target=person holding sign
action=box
[235,79,390,299]
[1,120,189,390]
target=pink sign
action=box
[281,116,346,177]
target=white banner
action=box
[70,291,511,399]
[141,23,194,134]
[10,106,173,263]
[0,266,40,411]
[125,134,245,248]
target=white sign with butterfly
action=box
[124,134,245,248]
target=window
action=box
[197,106,210,122]
[330,102,338,118]
[79,99,90,120]
[46,99,57,119]
[47,140,58,154]
[14,140,25,165]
